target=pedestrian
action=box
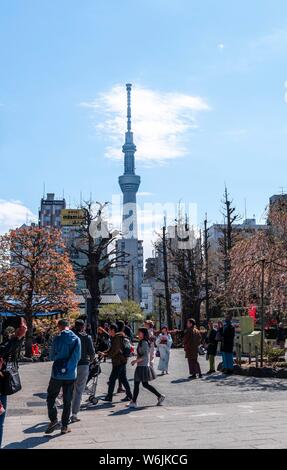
[156,326,173,375]
[0,317,27,449]
[45,319,81,435]
[277,322,286,349]
[70,319,95,423]
[183,318,202,379]
[124,320,134,342]
[205,321,218,374]
[128,327,165,408]
[99,322,132,403]
[116,320,131,394]
[219,314,235,374]
[144,320,156,369]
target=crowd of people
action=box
[0,313,236,447]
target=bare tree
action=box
[71,201,125,338]
[219,186,240,288]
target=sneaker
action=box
[45,420,59,434]
[206,370,215,375]
[121,396,132,402]
[127,401,137,408]
[102,396,112,402]
[61,426,71,435]
[199,374,203,378]
[157,395,166,406]
[70,415,80,423]
[189,375,197,380]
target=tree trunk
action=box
[25,312,33,358]
[162,224,173,330]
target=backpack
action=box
[122,336,132,358]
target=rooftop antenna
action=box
[244,198,247,220]
[43,182,46,198]
[279,187,286,195]
[80,191,83,207]
[126,83,132,132]
[68,196,71,208]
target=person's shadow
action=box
[3,434,58,449]
[23,422,48,434]
[171,378,191,384]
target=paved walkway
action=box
[3,350,287,449]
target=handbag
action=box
[198,345,205,355]
[52,340,78,377]
[0,362,22,396]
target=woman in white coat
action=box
[156,326,173,375]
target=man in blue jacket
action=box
[45,319,81,435]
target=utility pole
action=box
[131,264,135,301]
[127,268,130,300]
[162,217,172,330]
[204,215,210,321]
[158,294,163,329]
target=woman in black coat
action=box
[0,317,27,448]
[205,321,218,374]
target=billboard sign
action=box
[171,292,182,313]
[61,209,85,226]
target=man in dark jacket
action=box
[100,323,132,403]
[45,319,81,435]
[220,314,235,374]
[70,319,95,423]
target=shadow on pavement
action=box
[109,405,155,416]
[171,378,191,384]
[80,401,115,411]
[3,434,58,449]
[33,393,47,400]
[205,375,287,392]
[24,422,48,434]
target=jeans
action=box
[47,378,75,427]
[0,394,7,449]
[222,352,234,370]
[107,364,132,400]
[72,364,89,416]
[132,381,161,403]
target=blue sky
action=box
[1,0,287,255]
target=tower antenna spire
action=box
[126,83,132,132]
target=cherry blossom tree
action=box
[0,226,77,357]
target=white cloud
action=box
[0,200,37,234]
[80,84,210,165]
[218,43,225,50]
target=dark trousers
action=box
[0,394,7,449]
[132,381,161,403]
[188,357,202,376]
[47,378,75,427]
[107,364,132,400]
